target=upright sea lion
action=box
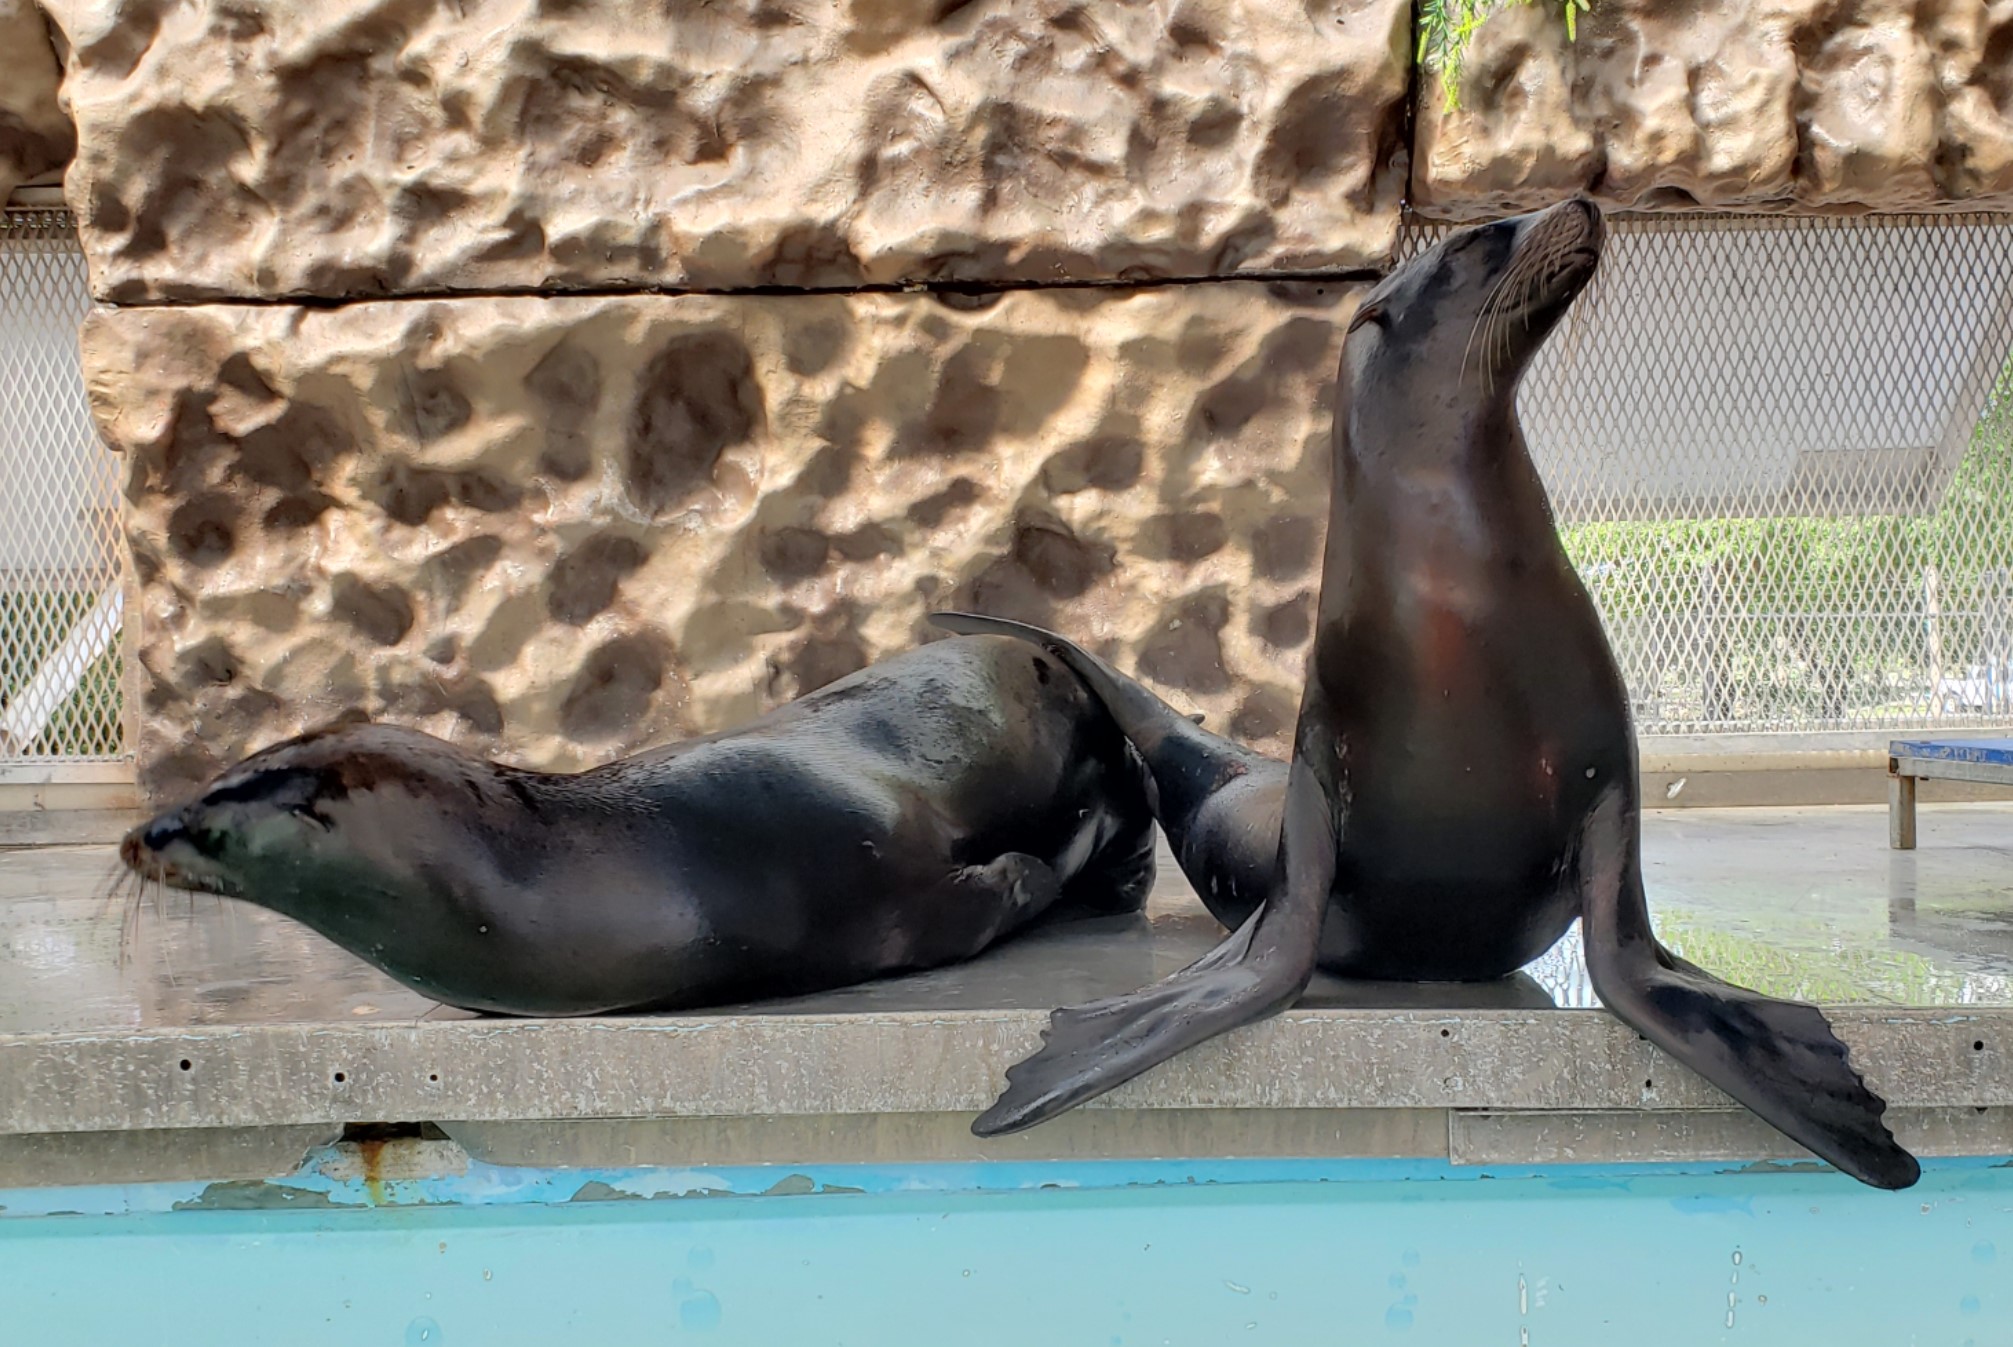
[119,635,1156,1016]
[934,198,1921,1190]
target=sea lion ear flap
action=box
[1345,300,1386,334]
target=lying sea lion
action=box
[120,635,1156,1016]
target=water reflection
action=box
[4,805,2010,1036]
[1523,925,1597,1008]
[0,845,430,1034]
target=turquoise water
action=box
[2,1156,2007,1345]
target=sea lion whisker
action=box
[118,869,146,971]
[1463,298,1508,392]
[1469,240,1551,389]
[150,874,182,989]
[91,854,130,915]
[1473,223,1588,393]
[1462,243,1522,386]
[1549,265,1600,380]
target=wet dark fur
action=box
[120,635,1156,1016]
[935,200,1921,1191]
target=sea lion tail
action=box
[929,611,1206,756]
[1576,789,1921,1191]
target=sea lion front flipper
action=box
[1575,788,1922,1191]
[971,758,1337,1137]
[933,852,1068,958]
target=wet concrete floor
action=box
[2,804,2008,1036]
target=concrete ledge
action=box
[0,1124,341,1190]
[0,808,145,847]
[4,1103,2006,1190]
[1449,1106,2013,1169]
[442,1104,2011,1172]
[3,185,66,209]
[4,1007,2004,1139]
[0,775,145,847]
[438,1108,1455,1171]
[1637,736,2013,806]
[1644,767,2013,809]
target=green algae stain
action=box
[172,1181,350,1212]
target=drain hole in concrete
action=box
[428,1073,439,1083]
[1977,1040,1987,1052]
[333,1071,347,1084]
[178,1059,192,1071]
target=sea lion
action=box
[118,635,1156,1016]
[933,198,1921,1190]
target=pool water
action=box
[3,1154,2007,1346]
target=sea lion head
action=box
[119,723,495,906]
[1342,197,1604,406]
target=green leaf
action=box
[1419,0,1598,110]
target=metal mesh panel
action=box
[4,207,2009,758]
[0,209,125,765]
[1398,212,2013,737]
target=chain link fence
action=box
[0,208,124,768]
[2,211,2011,767]
[1400,212,2013,737]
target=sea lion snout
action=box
[120,812,186,868]
[116,822,148,870]
[1507,196,1605,292]
[118,808,217,894]
[1552,194,1602,234]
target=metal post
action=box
[1888,769,1918,850]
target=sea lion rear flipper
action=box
[930,611,1207,757]
[1576,788,1921,1191]
[971,758,1337,1137]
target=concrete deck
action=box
[1,804,2009,1182]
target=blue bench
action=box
[1887,736,2013,848]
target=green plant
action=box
[1418,0,1591,112]
[1552,384,2013,731]
[1657,910,2000,1006]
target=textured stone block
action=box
[0,0,73,201]
[46,0,1409,303]
[1412,0,2013,218]
[82,281,1362,803]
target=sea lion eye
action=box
[287,803,333,832]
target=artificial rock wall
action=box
[41,0,1401,801]
[1412,0,2013,218]
[52,0,1410,300]
[85,282,1357,794]
[0,0,72,201]
[25,0,2013,799]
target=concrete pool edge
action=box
[1,1003,2007,1188]
[4,1006,2006,1133]
[4,1106,2012,1192]
[4,1138,2012,1220]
